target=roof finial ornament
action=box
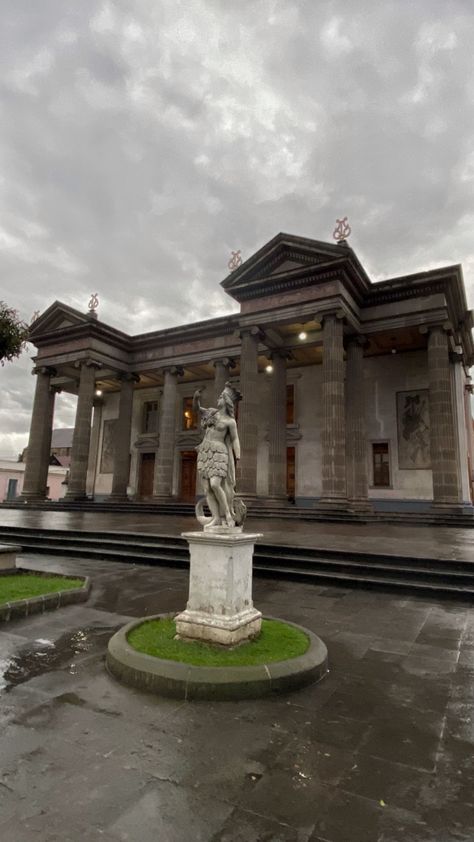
[228,250,242,272]
[88,293,99,319]
[333,217,351,243]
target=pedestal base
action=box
[175,530,263,647]
[175,607,262,646]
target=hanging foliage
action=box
[0,302,29,365]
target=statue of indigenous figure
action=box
[193,382,247,529]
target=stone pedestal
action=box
[175,531,263,646]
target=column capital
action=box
[170,365,184,377]
[212,357,236,370]
[314,309,345,326]
[73,358,102,371]
[32,365,57,377]
[117,371,140,384]
[419,321,452,336]
[450,349,464,364]
[269,348,291,361]
[237,325,265,341]
[345,333,367,348]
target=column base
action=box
[64,491,89,501]
[348,499,374,514]
[315,497,349,511]
[430,501,465,515]
[108,494,130,503]
[255,495,290,507]
[17,493,47,504]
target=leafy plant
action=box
[0,302,29,365]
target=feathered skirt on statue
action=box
[196,439,228,479]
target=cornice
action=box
[131,313,239,352]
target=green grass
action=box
[0,574,84,605]
[127,618,309,667]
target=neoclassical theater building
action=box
[22,232,474,514]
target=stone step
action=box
[2,500,472,527]
[255,565,474,597]
[255,550,474,584]
[2,524,473,598]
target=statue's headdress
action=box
[219,381,242,417]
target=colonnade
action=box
[20,319,464,509]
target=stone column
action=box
[345,336,371,511]
[110,373,139,500]
[213,357,235,403]
[20,366,57,501]
[464,383,474,503]
[86,398,103,497]
[153,366,183,499]
[426,326,461,507]
[319,312,347,506]
[237,328,260,497]
[267,350,288,500]
[66,360,100,500]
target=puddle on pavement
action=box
[0,625,118,692]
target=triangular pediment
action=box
[221,232,356,300]
[221,232,371,304]
[29,301,91,338]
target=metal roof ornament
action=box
[333,217,351,243]
[228,250,242,272]
[88,293,99,311]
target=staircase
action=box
[1,524,473,598]
[1,499,473,527]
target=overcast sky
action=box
[1,0,473,458]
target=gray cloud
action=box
[1,0,473,456]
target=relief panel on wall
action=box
[396,390,431,469]
[100,419,117,474]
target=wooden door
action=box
[287,447,296,500]
[180,450,197,501]
[138,452,155,498]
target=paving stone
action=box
[1,550,473,842]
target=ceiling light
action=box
[95,389,103,396]
[265,364,273,373]
[298,331,307,340]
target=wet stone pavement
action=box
[0,554,473,842]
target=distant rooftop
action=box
[51,428,74,448]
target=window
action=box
[372,443,390,487]
[286,384,295,425]
[143,401,158,434]
[6,478,18,500]
[182,396,197,430]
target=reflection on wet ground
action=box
[0,551,474,841]
[0,625,119,692]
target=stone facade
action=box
[23,233,474,513]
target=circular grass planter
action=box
[106,613,328,701]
